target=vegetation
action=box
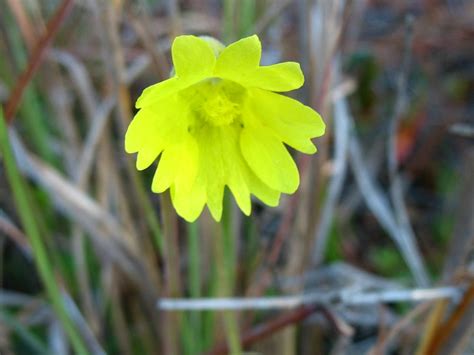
[1,0,473,354]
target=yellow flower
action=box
[125,35,325,222]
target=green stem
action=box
[223,0,236,43]
[188,222,201,299]
[180,222,200,355]
[213,192,241,354]
[0,110,88,354]
[160,191,181,354]
[129,163,164,253]
[202,260,217,350]
[239,0,255,37]
[186,221,202,353]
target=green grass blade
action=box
[0,110,88,355]
[0,310,49,354]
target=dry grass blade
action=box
[0,212,31,256]
[9,131,153,289]
[311,64,350,266]
[386,15,429,287]
[2,0,472,353]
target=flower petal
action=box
[240,121,299,194]
[220,126,251,215]
[152,134,199,194]
[174,137,199,195]
[126,95,189,170]
[194,126,226,221]
[242,62,304,92]
[172,35,216,80]
[136,35,216,109]
[125,109,164,170]
[192,124,252,220]
[171,177,206,222]
[135,77,188,109]
[214,35,261,82]
[246,89,325,154]
[246,169,280,207]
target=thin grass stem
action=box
[212,193,241,354]
[0,110,88,354]
[0,310,49,354]
[160,191,181,354]
[186,221,203,352]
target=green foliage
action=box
[346,51,379,112]
[0,110,88,354]
[370,246,410,281]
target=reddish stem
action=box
[207,304,320,355]
[4,0,74,124]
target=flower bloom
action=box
[125,35,325,222]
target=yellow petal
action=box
[124,108,154,153]
[126,95,189,171]
[136,77,188,109]
[151,148,176,193]
[194,126,225,221]
[245,89,325,154]
[191,124,252,220]
[174,136,200,195]
[136,35,216,109]
[243,62,304,92]
[221,126,251,215]
[240,121,299,194]
[206,181,224,221]
[246,168,280,207]
[152,134,199,193]
[214,35,261,82]
[172,35,216,79]
[125,108,165,170]
[171,165,206,222]
[171,178,206,222]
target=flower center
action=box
[184,78,246,128]
[202,91,240,126]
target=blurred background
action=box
[1,0,473,354]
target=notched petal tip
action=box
[266,194,281,207]
[136,152,154,171]
[124,137,138,154]
[298,141,317,155]
[151,164,171,193]
[124,117,139,153]
[314,114,326,137]
[306,111,326,140]
[236,61,305,92]
[180,213,199,223]
[229,185,252,216]
[288,62,305,89]
[208,206,223,222]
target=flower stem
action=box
[213,192,241,354]
[160,191,181,354]
[186,221,203,353]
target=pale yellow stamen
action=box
[202,91,240,126]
